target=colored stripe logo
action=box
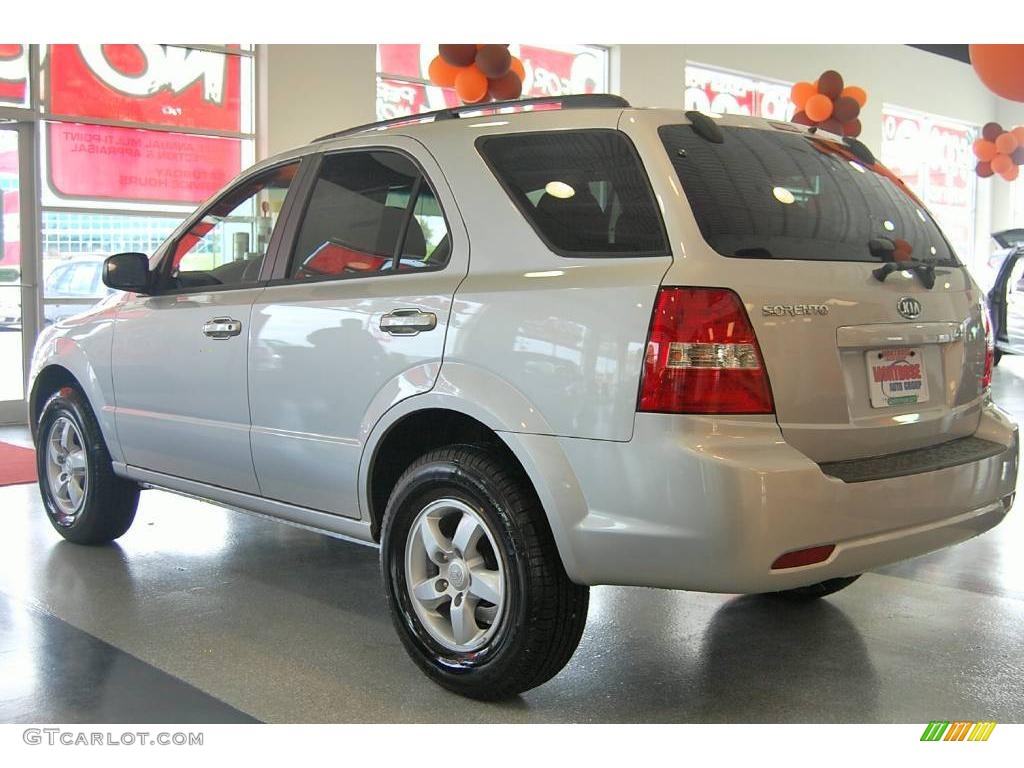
[921,721,996,741]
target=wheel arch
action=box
[360,391,591,583]
[28,364,83,442]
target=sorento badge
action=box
[897,297,922,319]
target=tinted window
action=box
[166,163,299,290]
[288,151,449,280]
[660,124,958,265]
[477,129,668,257]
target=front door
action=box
[248,142,467,516]
[111,161,302,492]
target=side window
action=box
[45,265,72,295]
[166,162,299,291]
[67,262,99,295]
[288,150,450,281]
[477,129,669,257]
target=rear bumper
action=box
[544,402,1018,593]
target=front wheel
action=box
[36,387,139,545]
[380,445,589,700]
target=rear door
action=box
[248,138,467,517]
[652,119,988,463]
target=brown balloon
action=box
[982,122,1004,142]
[476,44,512,78]
[817,70,844,100]
[791,110,814,126]
[832,96,860,123]
[439,44,477,68]
[820,117,844,135]
[488,71,523,101]
[843,118,863,138]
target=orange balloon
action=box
[790,81,817,110]
[804,93,834,123]
[970,45,1024,102]
[455,66,489,104]
[509,56,526,83]
[427,56,460,88]
[996,132,1019,155]
[973,138,998,162]
[1013,126,1024,145]
[841,86,868,107]
[991,153,1014,175]
[1001,163,1020,181]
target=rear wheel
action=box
[380,444,589,700]
[772,574,861,600]
[36,387,139,545]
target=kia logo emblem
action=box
[898,297,922,319]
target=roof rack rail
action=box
[313,93,631,143]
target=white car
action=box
[27,95,1018,699]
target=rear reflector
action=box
[638,287,774,414]
[771,545,836,570]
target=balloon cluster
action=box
[973,123,1024,181]
[789,70,868,138]
[428,44,525,105]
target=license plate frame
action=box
[866,346,929,408]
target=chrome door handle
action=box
[202,317,242,339]
[380,309,437,336]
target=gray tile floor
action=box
[2,360,1024,723]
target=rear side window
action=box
[288,150,450,281]
[477,129,669,257]
[660,124,958,266]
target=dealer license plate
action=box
[866,347,929,408]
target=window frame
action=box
[475,128,671,260]
[267,146,454,286]
[151,156,310,296]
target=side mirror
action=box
[103,252,152,294]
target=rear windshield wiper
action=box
[872,259,936,289]
[868,237,936,289]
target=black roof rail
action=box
[313,93,631,143]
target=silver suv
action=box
[28,95,1019,699]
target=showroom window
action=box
[38,45,256,294]
[375,44,609,120]
[879,104,978,265]
[684,62,795,122]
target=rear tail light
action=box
[639,287,774,414]
[982,304,994,391]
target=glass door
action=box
[0,124,38,424]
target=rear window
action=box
[477,129,669,257]
[660,124,959,266]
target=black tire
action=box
[36,386,139,545]
[380,444,589,700]
[772,574,861,601]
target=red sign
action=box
[0,44,28,106]
[685,64,795,121]
[48,45,242,133]
[47,123,241,205]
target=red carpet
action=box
[0,441,37,486]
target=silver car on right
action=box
[27,96,1018,699]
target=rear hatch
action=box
[655,119,989,463]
